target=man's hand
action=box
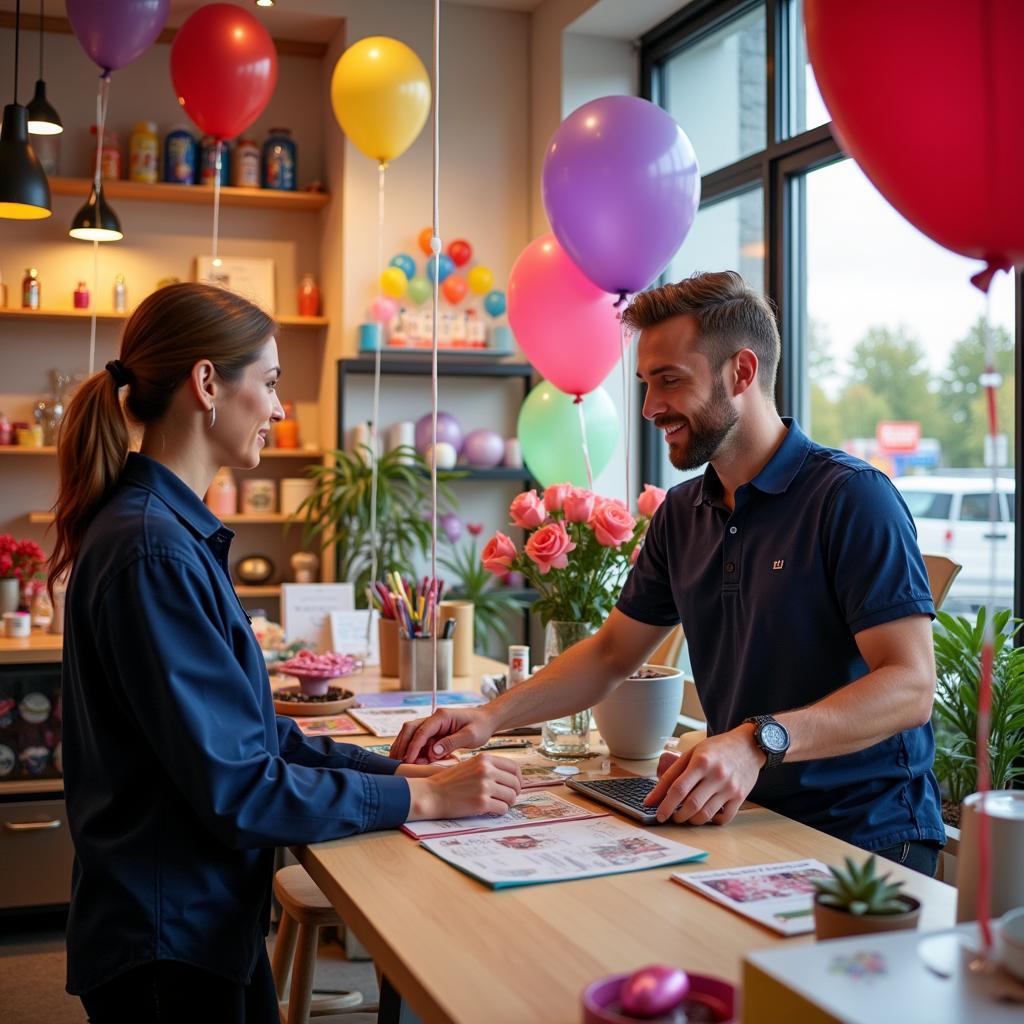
[405,754,522,820]
[644,725,765,825]
[389,707,496,763]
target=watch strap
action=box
[745,714,787,769]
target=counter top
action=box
[0,629,63,665]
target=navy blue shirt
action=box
[617,420,944,852]
[63,454,410,995]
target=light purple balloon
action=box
[542,96,701,297]
[462,429,505,468]
[66,0,170,73]
[415,412,463,456]
[440,513,463,544]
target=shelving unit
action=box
[0,308,328,329]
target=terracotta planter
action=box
[814,895,921,941]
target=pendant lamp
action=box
[0,0,52,220]
[26,1,63,135]
[69,182,123,242]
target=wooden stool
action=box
[271,865,365,1024]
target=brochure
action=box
[354,691,486,709]
[458,747,572,788]
[422,815,708,889]
[347,706,433,737]
[292,715,365,737]
[671,858,832,936]
[402,791,603,839]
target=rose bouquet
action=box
[0,534,46,584]
[481,483,667,629]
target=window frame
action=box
[639,0,1024,617]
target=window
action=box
[960,494,1002,524]
[901,492,952,521]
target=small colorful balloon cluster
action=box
[372,230,507,325]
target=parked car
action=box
[894,474,1015,615]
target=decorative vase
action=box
[540,620,595,757]
[0,577,20,617]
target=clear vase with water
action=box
[540,620,594,757]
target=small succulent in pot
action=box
[812,855,921,940]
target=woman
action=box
[51,283,521,1022]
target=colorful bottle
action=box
[22,268,40,310]
[73,282,90,309]
[91,125,121,180]
[198,136,230,186]
[163,125,196,184]
[129,121,159,183]
[261,128,296,191]
[297,274,320,317]
[113,275,127,313]
[206,466,237,517]
[232,137,260,188]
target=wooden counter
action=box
[0,629,63,665]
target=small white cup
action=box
[3,611,32,638]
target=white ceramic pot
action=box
[593,664,684,760]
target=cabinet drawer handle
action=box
[4,819,62,832]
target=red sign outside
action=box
[875,420,921,453]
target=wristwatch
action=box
[744,714,790,769]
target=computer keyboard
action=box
[566,776,660,824]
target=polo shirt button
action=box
[726,561,735,573]
[729,526,738,534]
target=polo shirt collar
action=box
[120,452,225,540]
[691,418,811,505]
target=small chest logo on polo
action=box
[772,559,785,570]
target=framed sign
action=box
[281,583,355,649]
[195,255,276,313]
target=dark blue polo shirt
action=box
[617,419,944,852]
[63,453,410,995]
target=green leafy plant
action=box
[294,445,457,607]
[439,534,526,653]
[932,607,1024,808]
[812,856,909,916]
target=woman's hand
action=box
[390,707,497,763]
[405,754,522,821]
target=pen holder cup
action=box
[378,617,400,677]
[438,600,474,676]
[398,637,453,692]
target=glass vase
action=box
[540,620,595,757]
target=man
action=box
[392,270,945,875]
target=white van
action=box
[894,475,1015,615]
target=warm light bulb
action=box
[256,0,274,6]
[0,201,52,220]
[27,119,62,135]
[69,225,123,242]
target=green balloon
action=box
[517,381,619,489]
[407,276,431,306]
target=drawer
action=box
[0,798,73,908]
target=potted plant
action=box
[0,534,46,615]
[812,855,921,940]
[294,444,457,607]
[931,608,1024,830]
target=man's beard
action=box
[658,376,739,471]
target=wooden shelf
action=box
[0,778,63,796]
[235,585,281,598]
[257,448,324,459]
[0,446,56,455]
[0,308,328,329]
[49,176,330,213]
[30,511,298,524]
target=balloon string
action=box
[366,161,386,654]
[619,315,634,508]
[211,141,223,268]
[430,0,442,715]
[87,74,109,376]
[575,397,594,489]
[88,240,98,375]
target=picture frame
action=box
[195,255,276,313]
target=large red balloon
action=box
[805,0,1024,277]
[170,4,277,141]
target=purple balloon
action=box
[462,429,505,468]
[67,0,169,73]
[440,513,463,544]
[415,412,463,456]
[542,96,701,297]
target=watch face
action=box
[760,722,788,752]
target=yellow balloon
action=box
[468,265,495,295]
[330,36,431,166]
[380,266,408,299]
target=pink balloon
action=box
[507,234,623,398]
[371,296,397,323]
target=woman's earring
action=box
[209,406,216,430]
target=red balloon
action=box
[441,274,468,305]
[805,0,1024,277]
[447,238,472,267]
[170,4,277,141]
[417,227,434,255]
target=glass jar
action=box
[297,274,320,317]
[129,121,159,183]
[232,137,260,188]
[163,125,196,184]
[92,125,120,180]
[540,620,596,757]
[261,127,296,191]
[22,268,40,309]
[199,136,230,186]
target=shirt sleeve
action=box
[275,717,402,775]
[615,501,680,627]
[824,469,935,634]
[96,554,410,848]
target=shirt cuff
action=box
[361,772,411,831]
[615,596,680,628]
[849,598,935,634]
[347,746,403,775]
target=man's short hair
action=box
[622,270,781,397]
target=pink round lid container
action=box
[581,972,736,1024]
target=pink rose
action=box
[563,488,596,523]
[509,489,546,529]
[590,501,636,548]
[481,532,517,575]
[637,483,667,519]
[543,483,573,513]
[525,522,576,575]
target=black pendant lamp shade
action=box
[0,102,52,219]
[27,79,62,135]
[69,182,123,242]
